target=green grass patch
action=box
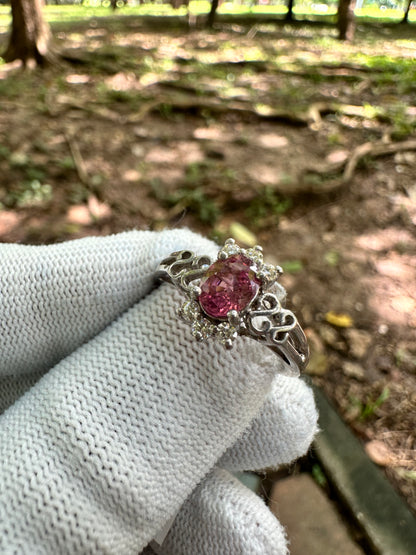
[246,186,292,229]
[0,2,414,34]
[2,179,53,209]
[280,259,304,273]
[350,386,390,422]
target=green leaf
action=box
[280,260,303,274]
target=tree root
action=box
[344,139,416,182]
[49,86,416,197]
[300,139,416,194]
[64,129,91,188]
[47,77,416,133]
[0,60,24,77]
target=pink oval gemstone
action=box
[198,254,261,319]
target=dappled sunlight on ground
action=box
[0,13,415,512]
[356,230,416,328]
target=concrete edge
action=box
[312,385,416,555]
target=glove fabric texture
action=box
[0,229,318,554]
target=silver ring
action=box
[156,238,309,377]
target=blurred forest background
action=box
[0,0,415,519]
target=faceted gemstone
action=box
[198,254,261,319]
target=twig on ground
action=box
[343,139,416,183]
[299,138,416,193]
[64,129,90,187]
[0,60,23,78]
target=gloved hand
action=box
[156,370,317,555]
[0,229,318,554]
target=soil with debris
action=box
[0,15,415,513]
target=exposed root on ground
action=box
[300,138,416,193]
[64,129,92,189]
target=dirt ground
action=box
[0,15,415,513]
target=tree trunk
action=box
[3,0,52,66]
[401,0,412,23]
[207,0,219,28]
[337,0,356,41]
[285,0,295,21]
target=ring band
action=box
[156,238,309,377]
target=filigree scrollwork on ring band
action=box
[155,250,211,295]
[243,293,308,373]
[156,240,309,377]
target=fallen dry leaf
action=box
[229,222,258,247]
[325,311,353,328]
[87,196,111,221]
[67,196,111,226]
[365,440,394,467]
[0,210,22,234]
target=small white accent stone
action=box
[245,248,263,265]
[257,263,283,288]
[219,243,241,258]
[191,319,216,341]
[189,285,202,299]
[180,301,200,322]
[216,323,238,345]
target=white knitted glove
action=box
[0,229,317,554]
[157,372,317,555]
